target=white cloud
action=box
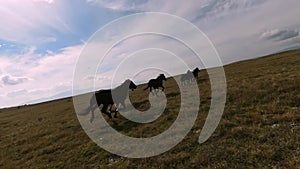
[34,0,54,4]
[68,0,300,90]
[86,0,144,11]
[6,89,28,98]
[191,0,300,63]
[260,29,300,41]
[1,75,29,86]
[87,0,266,21]
[0,0,68,45]
[86,0,300,64]
[0,45,82,108]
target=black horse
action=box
[88,79,137,122]
[192,67,200,79]
[144,74,167,93]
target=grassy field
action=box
[0,50,299,168]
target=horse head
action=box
[159,74,167,81]
[193,67,200,73]
[126,79,137,91]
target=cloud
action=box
[84,0,300,65]
[0,0,69,45]
[1,75,29,85]
[86,0,147,11]
[0,44,82,107]
[7,89,28,98]
[261,29,300,41]
[33,0,54,4]
[86,0,267,22]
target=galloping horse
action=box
[180,67,200,85]
[192,67,200,79]
[144,74,167,93]
[180,70,194,85]
[88,79,137,121]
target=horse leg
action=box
[101,104,112,119]
[120,101,126,110]
[150,86,155,96]
[89,97,96,122]
[154,88,158,96]
[151,87,157,96]
[91,106,96,122]
[89,102,99,123]
[109,104,118,118]
[112,104,119,118]
[114,110,118,118]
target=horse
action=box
[144,74,167,94]
[180,67,200,85]
[180,70,194,85]
[87,79,137,122]
[192,67,200,79]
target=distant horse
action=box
[85,79,137,122]
[192,67,200,79]
[180,68,200,85]
[180,70,194,85]
[144,74,167,93]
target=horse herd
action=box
[84,68,200,122]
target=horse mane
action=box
[193,67,200,72]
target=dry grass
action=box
[0,50,299,168]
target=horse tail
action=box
[144,85,149,90]
[77,95,96,116]
[77,97,95,116]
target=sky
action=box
[0,0,300,108]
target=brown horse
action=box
[143,74,167,93]
[88,79,137,122]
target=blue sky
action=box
[0,0,300,108]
